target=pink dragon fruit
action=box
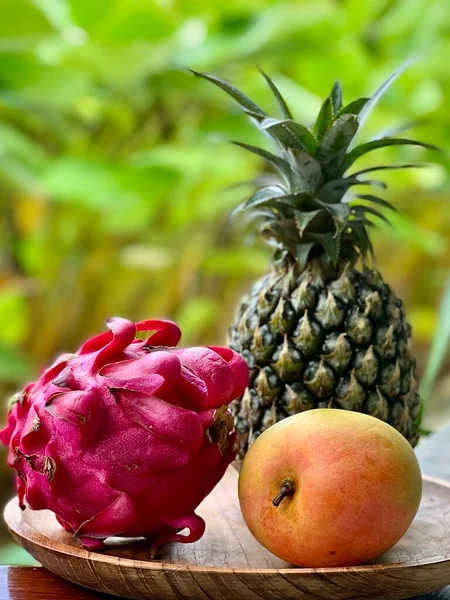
[0,317,248,553]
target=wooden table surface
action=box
[0,428,449,600]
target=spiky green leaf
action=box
[351,204,392,225]
[355,194,396,211]
[295,243,315,270]
[337,98,370,117]
[240,186,293,212]
[262,118,318,154]
[349,220,373,257]
[240,209,278,225]
[294,209,321,236]
[319,177,386,203]
[310,233,339,265]
[318,178,351,203]
[286,150,324,194]
[360,179,387,190]
[242,199,293,215]
[232,141,292,179]
[190,71,266,120]
[330,81,343,114]
[355,217,377,228]
[313,97,333,141]
[358,60,413,127]
[350,163,424,177]
[318,201,351,234]
[260,70,293,120]
[316,115,359,178]
[344,138,438,171]
[261,220,300,245]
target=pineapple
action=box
[193,68,436,462]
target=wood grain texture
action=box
[0,567,447,600]
[4,467,450,600]
[0,566,115,599]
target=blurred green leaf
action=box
[420,275,450,419]
[377,212,446,256]
[0,345,34,384]
[0,288,29,346]
[0,0,52,43]
[33,0,75,32]
[41,157,182,232]
[357,60,414,130]
[120,245,172,270]
[176,297,220,343]
[202,248,269,275]
[89,3,177,43]
[0,124,47,168]
[68,0,112,29]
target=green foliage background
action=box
[0,0,449,562]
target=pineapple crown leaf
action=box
[351,205,392,226]
[309,232,341,266]
[344,138,438,171]
[350,163,426,177]
[357,59,414,128]
[189,69,266,120]
[193,67,438,267]
[318,201,351,234]
[259,69,293,120]
[317,177,387,204]
[261,118,318,154]
[337,97,370,118]
[330,81,343,114]
[313,97,333,140]
[231,141,292,180]
[316,115,359,178]
[349,220,374,258]
[294,242,315,270]
[354,194,396,212]
[294,209,321,236]
[238,186,295,214]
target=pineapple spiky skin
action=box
[229,260,420,461]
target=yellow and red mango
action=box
[238,409,422,567]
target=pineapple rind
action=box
[230,262,419,461]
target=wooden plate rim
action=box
[5,474,450,575]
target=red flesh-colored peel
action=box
[0,317,248,552]
[150,514,206,558]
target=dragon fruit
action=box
[0,317,248,553]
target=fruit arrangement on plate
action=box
[1,67,445,594]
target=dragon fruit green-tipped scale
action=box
[0,317,249,553]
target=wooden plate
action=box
[4,467,450,600]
